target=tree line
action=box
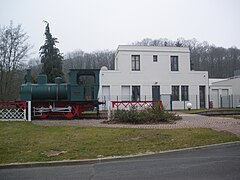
[1,21,240,101]
[63,50,115,74]
[62,38,240,78]
[132,38,240,78]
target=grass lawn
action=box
[218,115,240,119]
[231,115,240,119]
[0,121,239,164]
[178,108,240,114]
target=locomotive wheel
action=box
[64,112,75,119]
[39,113,49,119]
[63,104,83,119]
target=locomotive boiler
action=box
[20,69,100,119]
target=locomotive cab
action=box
[67,69,100,102]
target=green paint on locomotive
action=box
[20,69,100,102]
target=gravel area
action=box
[32,113,240,136]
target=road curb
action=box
[1,141,240,169]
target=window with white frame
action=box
[171,56,179,71]
[153,55,158,62]
[172,85,179,101]
[132,86,140,101]
[181,86,189,101]
[121,85,130,101]
[131,55,140,71]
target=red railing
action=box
[111,100,162,110]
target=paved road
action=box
[33,113,240,136]
[1,142,240,180]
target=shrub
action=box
[113,105,181,124]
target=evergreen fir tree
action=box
[39,21,64,82]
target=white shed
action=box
[209,76,240,108]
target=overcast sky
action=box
[1,0,240,59]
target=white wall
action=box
[210,76,240,95]
[209,76,240,108]
[99,45,209,110]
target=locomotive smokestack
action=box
[26,69,32,83]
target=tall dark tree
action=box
[39,21,64,82]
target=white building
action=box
[98,45,209,110]
[209,76,240,108]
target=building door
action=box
[212,89,219,108]
[152,86,160,101]
[121,86,130,101]
[102,86,110,110]
[222,89,229,108]
[199,86,206,109]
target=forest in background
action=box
[11,37,240,101]
[27,37,240,80]
[133,38,240,78]
[1,21,240,101]
[55,38,240,79]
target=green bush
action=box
[113,105,181,124]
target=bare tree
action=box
[63,49,115,73]
[0,21,31,101]
[28,57,42,82]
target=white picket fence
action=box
[0,101,31,121]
